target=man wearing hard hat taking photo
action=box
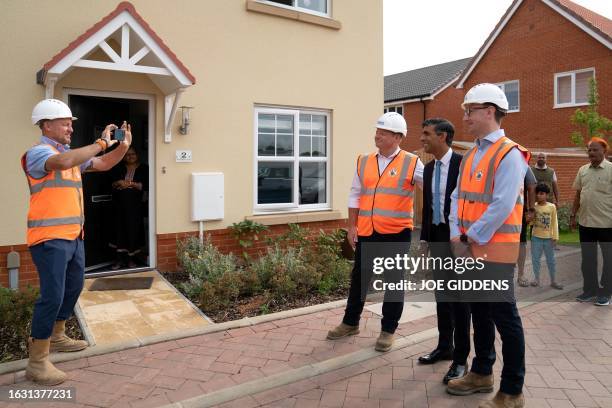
[22,99,132,385]
[327,112,424,352]
[447,84,530,407]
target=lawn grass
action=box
[558,230,579,245]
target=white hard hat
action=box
[376,112,407,137]
[461,83,509,111]
[31,99,77,125]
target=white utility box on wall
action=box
[191,172,224,221]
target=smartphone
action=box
[114,128,125,141]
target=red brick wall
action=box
[0,245,37,289]
[156,219,349,273]
[529,154,589,204]
[1,219,348,288]
[460,0,611,149]
[400,86,466,153]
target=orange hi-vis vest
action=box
[357,150,418,236]
[21,144,84,247]
[457,136,530,263]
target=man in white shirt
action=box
[327,112,424,352]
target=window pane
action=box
[298,0,326,13]
[396,107,403,116]
[312,136,326,157]
[300,136,311,157]
[557,75,571,104]
[276,134,293,156]
[300,162,326,204]
[575,71,593,104]
[258,114,275,133]
[258,133,275,156]
[312,115,326,136]
[505,82,519,111]
[300,114,312,135]
[276,115,294,134]
[258,162,293,204]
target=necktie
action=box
[433,161,442,225]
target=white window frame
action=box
[257,0,331,18]
[384,105,403,116]
[253,106,331,213]
[554,68,595,108]
[496,80,520,113]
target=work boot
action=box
[25,338,67,386]
[478,391,525,408]
[375,331,394,352]
[327,323,359,340]
[50,320,88,352]
[447,371,494,395]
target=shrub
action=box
[177,236,239,300]
[229,220,269,261]
[557,203,573,232]
[0,287,39,363]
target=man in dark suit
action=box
[417,118,471,384]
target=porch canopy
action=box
[36,1,196,142]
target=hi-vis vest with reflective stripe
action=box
[357,150,418,236]
[21,144,84,247]
[457,136,530,263]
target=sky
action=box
[384,0,612,75]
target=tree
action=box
[570,77,612,147]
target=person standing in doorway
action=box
[327,112,424,352]
[571,137,612,306]
[417,118,470,384]
[22,99,132,385]
[447,84,529,408]
[110,147,148,269]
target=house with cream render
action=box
[0,0,382,287]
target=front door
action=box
[68,94,150,273]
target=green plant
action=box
[267,223,310,248]
[177,236,239,300]
[557,203,573,232]
[229,220,269,261]
[570,77,612,147]
[0,286,39,363]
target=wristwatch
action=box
[460,234,469,243]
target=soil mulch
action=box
[161,271,348,323]
[1,315,84,364]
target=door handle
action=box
[91,195,112,203]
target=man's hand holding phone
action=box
[101,121,132,149]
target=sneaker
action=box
[595,296,610,306]
[576,293,596,303]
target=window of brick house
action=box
[260,0,330,16]
[496,80,520,112]
[554,68,595,108]
[384,105,403,116]
[255,106,330,212]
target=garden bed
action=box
[1,287,84,364]
[163,224,354,323]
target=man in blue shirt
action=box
[23,99,132,385]
[446,84,528,408]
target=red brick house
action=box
[386,0,611,203]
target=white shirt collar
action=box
[436,148,452,166]
[378,146,401,159]
[535,164,548,170]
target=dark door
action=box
[68,95,149,272]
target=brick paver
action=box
[1,249,609,408]
[242,292,612,408]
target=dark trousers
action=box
[579,225,612,297]
[471,262,525,395]
[29,239,85,339]
[430,223,471,365]
[343,228,411,334]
